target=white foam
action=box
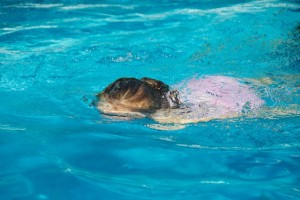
[0,48,20,55]
[176,143,253,150]
[122,0,300,21]
[158,137,175,142]
[60,4,136,11]
[5,3,136,11]
[29,38,79,53]
[1,25,58,35]
[200,180,229,184]
[0,124,26,131]
[6,3,63,9]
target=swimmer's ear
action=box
[141,77,169,94]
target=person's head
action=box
[97,77,178,116]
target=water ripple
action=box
[1,25,58,35]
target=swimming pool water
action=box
[1,0,300,199]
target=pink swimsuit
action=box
[177,76,264,116]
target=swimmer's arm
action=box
[150,105,300,126]
[146,123,187,131]
[150,108,237,124]
[244,74,300,86]
[245,104,300,119]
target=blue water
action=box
[1,0,300,199]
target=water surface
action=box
[1,0,300,199]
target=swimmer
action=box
[96,76,265,125]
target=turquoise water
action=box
[1,0,300,199]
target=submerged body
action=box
[97,76,264,124]
[151,76,264,124]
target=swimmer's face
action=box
[97,78,170,116]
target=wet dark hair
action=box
[140,77,170,95]
[102,78,145,100]
[97,77,171,111]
